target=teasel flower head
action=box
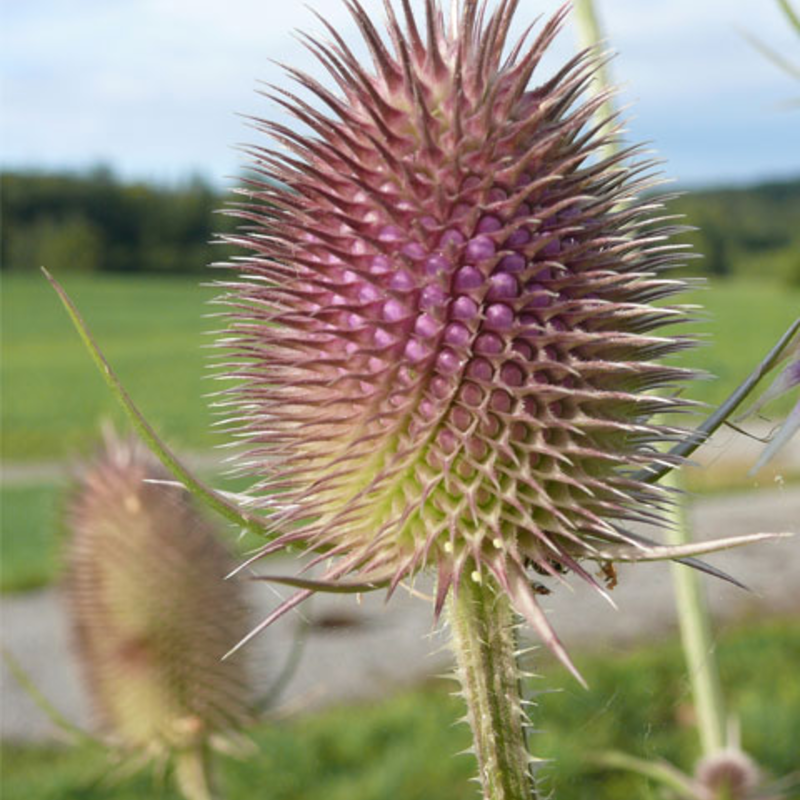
[64,431,252,763]
[217,0,702,678]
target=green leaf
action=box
[778,0,800,36]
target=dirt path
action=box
[2,483,798,743]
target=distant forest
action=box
[2,168,798,284]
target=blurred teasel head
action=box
[216,0,699,673]
[64,432,252,761]
[694,749,763,800]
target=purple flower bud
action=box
[452,296,479,320]
[487,273,519,301]
[424,254,451,275]
[454,266,484,291]
[439,228,466,249]
[497,253,526,273]
[378,224,403,242]
[485,303,515,330]
[444,322,471,347]
[465,235,497,262]
[477,215,503,234]
[420,284,447,309]
[382,298,408,322]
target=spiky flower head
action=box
[218,0,696,675]
[64,432,252,758]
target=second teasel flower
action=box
[217,0,700,677]
[64,433,252,794]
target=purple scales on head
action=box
[465,235,497,262]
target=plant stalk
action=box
[572,0,618,160]
[636,316,800,485]
[664,472,727,755]
[174,744,220,800]
[42,267,267,539]
[447,573,536,800]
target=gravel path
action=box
[2,483,798,743]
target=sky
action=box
[2,0,799,190]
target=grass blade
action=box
[2,648,101,747]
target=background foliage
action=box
[2,169,799,284]
[2,619,798,800]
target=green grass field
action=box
[0,483,64,592]
[1,273,220,462]
[2,273,798,463]
[3,618,798,799]
[0,476,262,593]
[2,274,798,592]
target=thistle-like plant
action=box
[600,732,800,800]
[207,1,789,795]
[64,432,252,800]
[220,0,717,663]
[43,1,794,797]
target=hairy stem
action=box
[665,473,726,755]
[447,574,536,800]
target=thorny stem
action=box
[664,472,727,756]
[447,573,537,800]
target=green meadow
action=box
[2,273,797,463]
[2,274,798,592]
[3,618,798,800]
[1,273,219,462]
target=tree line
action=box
[2,167,798,284]
[1,167,234,275]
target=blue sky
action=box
[2,0,798,189]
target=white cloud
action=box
[2,0,798,185]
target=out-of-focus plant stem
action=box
[573,0,618,160]
[175,746,220,800]
[664,473,727,756]
[573,0,728,761]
